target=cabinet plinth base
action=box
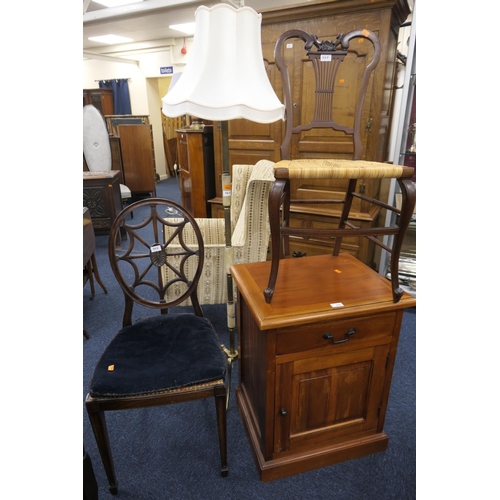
[236,386,389,482]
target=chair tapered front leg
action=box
[86,401,118,495]
[214,387,228,477]
[265,178,288,304]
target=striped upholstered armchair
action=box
[163,159,275,306]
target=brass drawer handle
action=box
[323,328,356,344]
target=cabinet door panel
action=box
[275,344,390,455]
[292,360,371,433]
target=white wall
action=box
[82,37,193,179]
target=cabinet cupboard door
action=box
[274,344,390,456]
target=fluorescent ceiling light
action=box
[93,0,143,7]
[88,34,134,44]
[169,22,196,35]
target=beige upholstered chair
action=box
[163,159,275,306]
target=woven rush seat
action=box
[273,159,410,180]
[266,159,416,304]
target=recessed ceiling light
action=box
[88,34,134,44]
[93,0,144,7]
[169,23,196,35]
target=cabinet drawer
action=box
[276,312,396,355]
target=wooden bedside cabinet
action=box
[230,253,416,482]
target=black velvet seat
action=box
[85,198,228,495]
[89,314,226,397]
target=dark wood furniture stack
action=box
[231,252,416,481]
[176,126,216,218]
[208,0,411,268]
[83,88,114,116]
[83,109,157,198]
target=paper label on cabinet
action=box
[330,302,344,308]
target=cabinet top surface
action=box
[231,254,416,330]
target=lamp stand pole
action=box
[220,120,238,407]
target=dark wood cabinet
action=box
[231,253,416,481]
[176,126,216,218]
[83,88,114,116]
[83,171,123,235]
[212,0,411,267]
[118,124,157,196]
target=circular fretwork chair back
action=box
[108,198,205,323]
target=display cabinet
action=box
[83,88,114,116]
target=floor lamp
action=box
[162,3,284,404]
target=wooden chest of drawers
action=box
[230,253,415,481]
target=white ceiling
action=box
[83,0,310,56]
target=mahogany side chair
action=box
[265,28,416,303]
[85,198,228,494]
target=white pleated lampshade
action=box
[162,4,284,123]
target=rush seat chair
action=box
[85,198,228,494]
[265,28,416,304]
